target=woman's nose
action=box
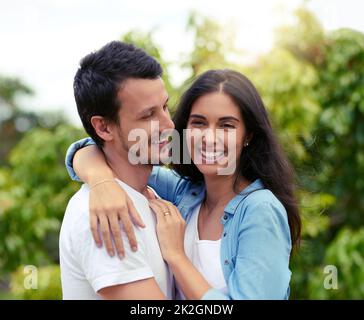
[201,128,216,149]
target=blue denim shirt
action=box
[65,138,292,300]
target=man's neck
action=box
[102,145,152,196]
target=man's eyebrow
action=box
[137,96,169,117]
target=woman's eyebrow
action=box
[189,114,206,119]
[219,116,240,122]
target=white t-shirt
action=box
[59,179,173,300]
[177,204,228,300]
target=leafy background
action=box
[0,7,363,299]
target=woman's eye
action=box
[163,104,169,111]
[190,121,204,126]
[221,123,235,128]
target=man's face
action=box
[111,77,174,164]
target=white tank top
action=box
[177,203,228,299]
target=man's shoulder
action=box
[66,184,89,212]
[63,184,90,232]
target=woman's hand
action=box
[73,146,144,258]
[149,199,212,299]
[89,180,145,258]
[149,199,186,263]
[73,145,145,259]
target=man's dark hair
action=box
[73,41,162,146]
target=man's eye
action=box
[142,112,154,119]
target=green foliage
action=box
[298,191,333,238]
[307,228,364,299]
[247,48,320,164]
[276,7,325,65]
[183,11,238,79]
[314,28,364,228]
[0,76,33,110]
[10,264,61,300]
[273,8,364,299]
[0,125,85,274]
[0,73,67,166]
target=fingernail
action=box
[97,243,102,248]
[109,251,115,257]
[132,246,138,252]
[118,253,124,260]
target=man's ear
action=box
[90,116,114,142]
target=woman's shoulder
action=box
[244,188,285,211]
[232,181,288,225]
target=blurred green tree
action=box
[10,264,61,300]
[0,75,67,165]
[183,11,238,80]
[274,7,364,299]
[0,125,85,277]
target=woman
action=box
[65,69,301,299]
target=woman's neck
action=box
[203,174,250,212]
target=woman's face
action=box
[186,91,248,177]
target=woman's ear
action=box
[90,116,114,143]
[244,133,253,147]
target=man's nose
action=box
[159,111,175,131]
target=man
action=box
[60,41,175,299]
